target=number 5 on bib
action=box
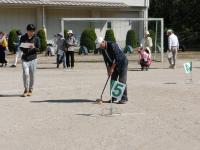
[111,80,126,101]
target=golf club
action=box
[96,74,111,104]
[96,60,116,104]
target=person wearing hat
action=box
[96,37,128,104]
[141,30,153,55]
[20,24,40,97]
[56,32,66,68]
[137,46,152,71]
[10,30,23,67]
[65,30,76,69]
[167,29,179,69]
[0,32,8,67]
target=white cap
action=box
[57,32,63,37]
[145,31,150,35]
[67,30,73,34]
[167,29,173,34]
[96,37,104,48]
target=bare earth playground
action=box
[0,52,200,150]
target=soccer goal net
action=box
[61,18,164,62]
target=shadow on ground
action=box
[31,99,95,104]
[163,82,177,84]
[128,67,169,71]
[0,94,22,97]
[37,67,57,70]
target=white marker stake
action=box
[183,61,193,84]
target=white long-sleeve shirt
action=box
[168,33,179,50]
[141,37,153,49]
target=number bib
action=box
[110,80,126,101]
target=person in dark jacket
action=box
[96,37,128,104]
[20,24,40,97]
[56,32,66,69]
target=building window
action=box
[107,22,112,29]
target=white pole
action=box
[61,18,64,35]
[161,19,164,63]
[154,21,158,61]
[42,6,45,28]
[42,4,47,40]
[145,0,149,31]
[62,18,163,21]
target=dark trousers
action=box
[66,51,74,68]
[140,59,149,69]
[56,53,66,68]
[0,50,7,65]
[111,64,128,101]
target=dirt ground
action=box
[0,52,200,150]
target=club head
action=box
[96,98,103,104]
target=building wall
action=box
[0,7,36,34]
[101,11,140,47]
[0,6,144,47]
[46,8,91,40]
[46,8,141,48]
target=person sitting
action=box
[137,47,152,71]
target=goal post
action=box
[61,18,164,62]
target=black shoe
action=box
[117,99,128,104]
[10,65,16,68]
[107,98,117,103]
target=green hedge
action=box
[64,29,68,39]
[8,29,18,53]
[37,28,47,53]
[126,29,137,48]
[104,29,116,42]
[80,29,97,52]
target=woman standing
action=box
[0,32,8,67]
[140,31,153,56]
[65,30,76,69]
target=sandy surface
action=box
[0,53,200,150]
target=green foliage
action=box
[37,28,47,52]
[149,0,200,48]
[64,29,68,39]
[126,29,137,48]
[104,29,116,42]
[80,29,97,52]
[8,29,17,53]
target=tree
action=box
[37,28,47,53]
[149,0,200,48]
[104,29,116,42]
[64,29,68,39]
[8,29,18,53]
[126,29,137,48]
[80,29,97,52]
